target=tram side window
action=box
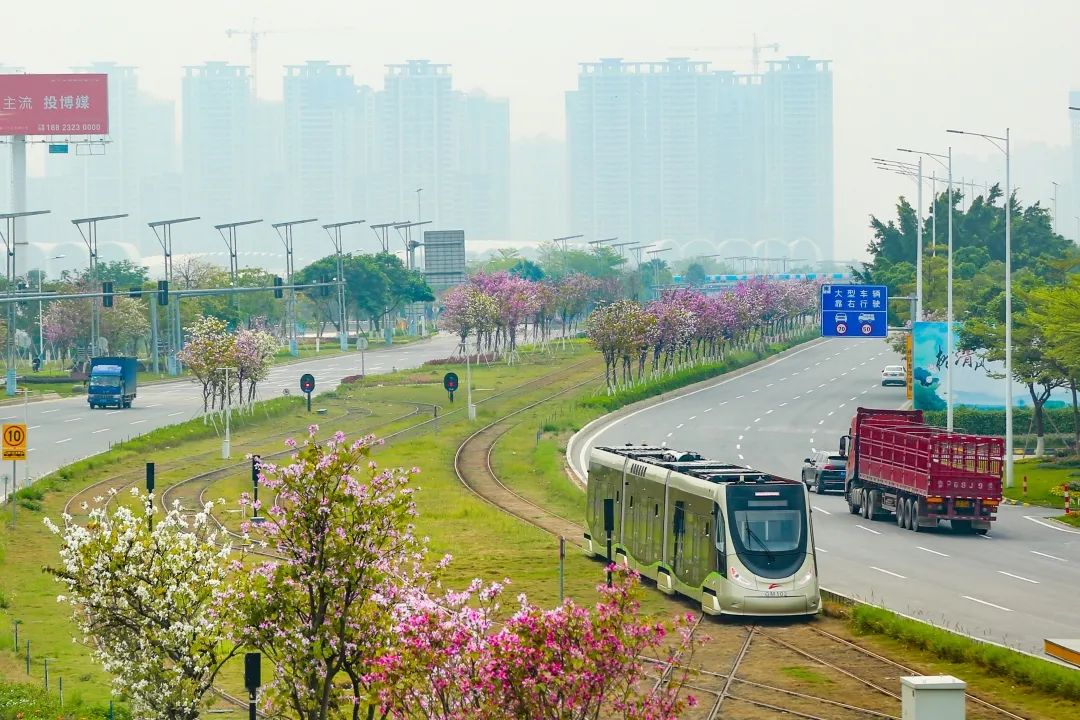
[714,505,726,553]
[673,501,685,535]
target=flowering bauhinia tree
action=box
[44,490,238,720]
[375,569,700,720]
[231,427,432,720]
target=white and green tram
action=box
[585,444,821,617]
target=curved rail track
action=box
[453,385,1034,720]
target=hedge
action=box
[923,406,1078,436]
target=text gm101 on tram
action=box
[586,444,820,617]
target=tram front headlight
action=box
[729,567,754,588]
[795,569,815,588]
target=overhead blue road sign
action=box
[821,284,888,338]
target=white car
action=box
[881,365,906,387]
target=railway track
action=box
[453,387,1036,720]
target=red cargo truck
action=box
[839,408,1003,534]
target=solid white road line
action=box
[997,570,1039,584]
[917,546,950,558]
[856,524,882,535]
[963,595,1013,612]
[1030,550,1067,562]
[870,566,907,579]
[92,428,110,434]
[1024,516,1080,534]
[812,506,831,515]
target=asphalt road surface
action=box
[573,338,1080,656]
[4,333,463,491]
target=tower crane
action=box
[225,19,343,97]
[670,34,780,75]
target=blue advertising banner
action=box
[820,284,888,338]
[912,321,1072,411]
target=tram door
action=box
[672,501,686,578]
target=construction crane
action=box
[225,19,343,97]
[670,34,780,75]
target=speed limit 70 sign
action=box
[3,423,27,461]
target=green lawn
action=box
[0,341,601,712]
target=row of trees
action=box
[176,316,277,412]
[47,429,699,720]
[586,280,818,390]
[31,251,433,366]
[862,184,1080,455]
[439,272,619,359]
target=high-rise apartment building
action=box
[459,91,509,238]
[762,57,834,260]
[374,61,509,238]
[181,62,254,230]
[283,61,360,221]
[566,55,834,260]
[376,60,457,226]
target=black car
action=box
[801,451,848,494]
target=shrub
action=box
[850,604,1080,701]
[924,406,1077,436]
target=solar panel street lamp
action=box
[71,213,127,373]
[148,217,200,375]
[272,219,318,356]
[323,220,365,350]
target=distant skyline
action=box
[4,0,1080,261]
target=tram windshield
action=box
[725,484,808,579]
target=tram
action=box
[585,444,820,616]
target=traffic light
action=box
[102,281,114,307]
[157,280,169,306]
[273,276,283,299]
[128,285,142,299]
[320,275,330,297]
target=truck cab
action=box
[88,357,138,409]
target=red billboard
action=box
[0,74,109,136]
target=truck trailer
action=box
[840,408,1003,534]
[88,357,139,409]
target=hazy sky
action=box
[7,0,1080,260]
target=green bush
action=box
[850,605,1080,701]
[0,682,63,719]
[581,332,815,414]
[19,374,71,384]
[924,406,1077,436]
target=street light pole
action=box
[898,146,955,431]
[218,366,236,459]
[947,127,1013,487]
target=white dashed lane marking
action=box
[1031,550,1066,562]
[998,571,1039,585]
[871,566,907,580]
[964,596,1012,612]
[917,546,949,558]
[55,437,71,444]
[92,428,110,434]
[676,423,684,429]
[856,524,881,535]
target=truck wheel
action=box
[862,492,872,519]
[847,489,861,515]
[896,498,907,528]
[974,528,988,535]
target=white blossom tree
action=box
[45,490,239,720]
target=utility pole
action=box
[218,367,236,459]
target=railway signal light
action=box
[443,372,458,402]
[300,373,315,412]
[102,281,113,307]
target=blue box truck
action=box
[88,357,138,409]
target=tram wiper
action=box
[744,525,774,562]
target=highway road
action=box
[572,338,1080,656]
[4,333,462,491]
